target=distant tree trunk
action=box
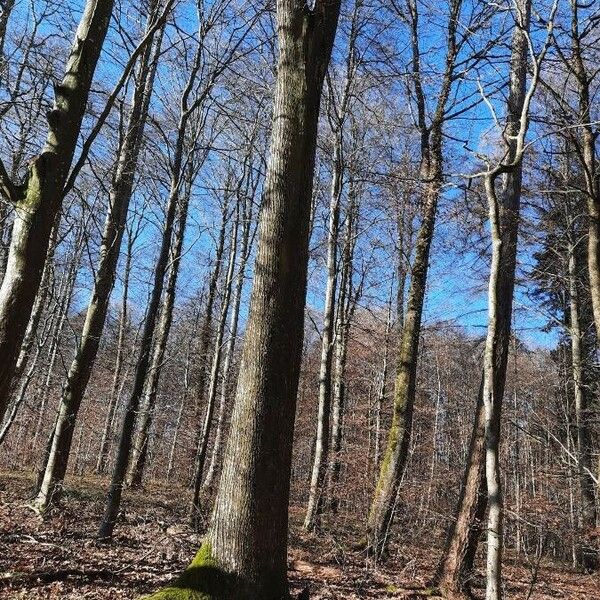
[303,0,362,533]
[436,2,536,596]
[145,1,341,596]
[190,198,239,518]
[31,223,84,452]
[0,0,15,75]
[192,213,225,426]
[366,0,461,557]
[98,34,205,536]
[326,188,358,513]
[127,163,193,488]
[31,15,162,514]
[166,309,200,483]
[185,207,227,488]
[567,227,598,568]
[95,231,134,475]
[366,165,440,555]
[374,288,393,472]
[202,185,255,491]
[303,124,343,532]
[567,0,600,351]
[0,0,115,423]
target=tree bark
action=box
[145,1,340,597]
[98,30,207,536]
[202,182,255,491]
[95,229,134,475]
[303,124,343,532]
[436,3,535,597]
[127,162,193,489]
[31,12,162,513]
[567,0,600,351]
[190,198,239,518]
[0,0,115,423]
[366,0,461,557]
[326,187,359,514]
[567,228,598,569]
[0,0,15,77]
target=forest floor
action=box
[0,472,598,599]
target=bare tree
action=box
[0,0,116,422]
[146,0,341,596]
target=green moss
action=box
[141,542,231,600]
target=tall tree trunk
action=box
[0,0,115,423]
[366,168,440,555]
[190,199,239,518]
[202,187,255,491]
[31,14,162,513]
[481,2,534,595]
[166,309,201,483]
[567,228,598,568]
[192,214,225,424]
[374,289,394,473]
[186,208,227,490]
[567,0,600,350]
[436,2,535,596]
[145,1,341,596]
[31,223,84,452]
[303,125,343,532]
[127,164,193,488]
[98,33,206,536]
[0,0,15,83]
[95,231,134,475]
[366,0,461,557]
[326,188,358,514]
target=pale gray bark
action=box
[567,217,598,568]
[304,123,343,532]
[202,187,255,491]
[326,186,359,513]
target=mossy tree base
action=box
[142,543,248,600]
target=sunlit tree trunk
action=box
[0,0,115,422]
[31,14,162,513]
[95,230,134,475]
[567,0,600,351]
[326,188,359,514]
[567,223,598,569]
[202,187,255,491]
[304,122,343,532]
[366,0,461,557]
[436,2,538,596]
[145,1,340,596]
[97,25,216,535]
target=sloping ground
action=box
[0,473,597,599]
